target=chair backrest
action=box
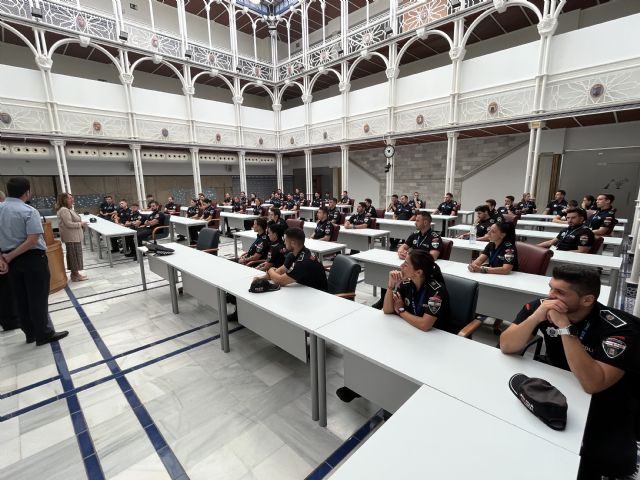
[327,254,361,297]
[503,214,519,228]
[337,212,345,225]
[153,213,172,240]
[348,199,355,206]
[260,206,270,217]
[516,241,553,275]
[330,224,341,242]
[196,228,220,255]
[442,273,478,333]
[376,208,385,219]
[368,217,377,229]
[589,236,604,255]
[440,238,453,260]
[286,218,304,229]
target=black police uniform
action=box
[201,205,216,222]
[223,195,232,204]
[488,209,505,224]
[347,212,372,228]
[268,218,287,228]
[497,205,515,216]
[186,206,199,218]
[515,200,537,215]
[111,206,130,250]
[394,203,414,221]
[327,207,340,224]
[231,201,243,213]
[588,208,617,235]
[99,201,116,220]
[365,206,377,218]
[311,197,322,207]
[271,198,282,209]
[396,279,456,333]
[246,233,269,260]
[545,199,567,216]
[138,211,165,243]
[513,301,640,478]
[251,205,262,216]
[405,229,443,257]
[409,198,424,210]
[164,201,176,212]
[124,210,142,226]
[313,219,334,240]
[283,247,328,291]
[555,224,594,251]
[285,200,295,210]
[481,240,518,270]
[475,218,495,238]
[240,196,247,205]
[436,200,458,216]
[266,240,287,268]
[341,196,350,204]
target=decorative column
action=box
[238,150,248,194]
[304,149,313,199]
[272,100,282,149]
[276,153,284,191]
[35,51,59,133]
[301,0,310,69]
[448,19,466,127]
[51,140,70,193]
[629,187,640,265]
[190,148,201,195]
[119,52,138,139]
[533,11,558,113]
[340,145,349,194]
[339,70,350,140]
[446,132,459,195]
[182,66,196,143]
[233,77,244,147]
[129,145,145,207]
[229,4,239,71]
[302,86,312,146]
[526,122,545,197]
[386,44,398,134]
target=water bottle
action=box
[469,228,476,244]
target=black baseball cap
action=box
[249,279,281,293]
[509,373,568,431]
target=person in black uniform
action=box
[164,196,177,214]
[99,195,116,220]
[125,201,165,256]
[340,191,351,204]
[257,223,287,271]
[364,198,377,219]
[344,202,372,230]
[250,198,263,216]
[271,193,282,209]
[551,199,579,223]
[581,195,596,211]
[588,193,617,237]
[222,193,232,205]
[122,203,143,229]
[435,192,459,216]
[457,205,495,241]
[201,199,216,224]
[186,198,199,219]
[297,192,306,206]
[284,194,296,212]
[268,208,287,228]
[500,265,640,480]
[387,194,399,214]
[538,208,594,253]
[543,190,568,216]
[409,191,424,210]
[109,199,130,252]
[326,198,341,224]
[497,196,516,216]
[394,195,415,221]
[485,199,504,223]
[231,196,243,212]
[515,192,537,215]
[197,192,206,208]
[259,227,328,291]
[312,207,334,241]
[239,191,247,205]
[311,192,322,207]
[468,222,518,274]
[238,217,270,265]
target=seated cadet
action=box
[284,193,296,212]
[145,194,157,209]
[550,199,578,223]
[164,196,177,214]
[231,196,243,212]
[394,195,415,221]
[409,191,424,210]
[271,193,282,209]
[326,198,341,224]
[257,223,287,271]
[485,198,504,223]
[312,207,334,241]
[124,201,164,257]
[297,192,306,206]
[268,208,287,228]
[500,265,640,480]
[239,191,247,205]
[251,197,263,216]
[98,195,116,220]
[468,222,518,274]
[538,207,594,253]
[238,217,270,265]
[588,193,617,237]
[200,199,216,224]
[110,199,130,252]
[582,194,596,211]
[122,203,142,230]
[435,192,459,216]
[364,198,377,218]
[457,205,495,241]
[197,192,206,208]
[543,190,568,216]
[186,198,199,219]
[515,192,537,215]
[344,202,372,230]
[222,192,232,205]
[259,227,328,291]
[340,191,351,204]
[311,192,322,207]
[497,195,516,216]
[387,194,399,215]
[249,192,257,205]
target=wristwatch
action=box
[397,307,405,313]
[546,325,578,337]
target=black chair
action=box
[151,214,172,241]
[327,255,361,300]
[441,273,480,338]
[189,228,220,255]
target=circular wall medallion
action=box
[416,114,424,125]
[208,53,217,64]
[290,137,295,145]
[287,65,294,75]
[151,35,159,48]
[320,51,328,61]
[254,66,262,76]
[259,137,264,145]
[362,32,373,45]
[161,128,169,138]
[363,124,370,133]
[92,121,102,132]
[215,133,221,142]
[590,83,605,99]
[0,112,12,125]
[323,131,328,140]
[488,101,499,115]
[76,15,87,29]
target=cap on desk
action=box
[249,279,280,293]
[509,373,567,431]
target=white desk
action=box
[169,215,207,244]
[302,222,390,251]
[523,214,628,225]
[448,225,623,256]
[336,203,353,212]
[179,206,189,217]
[518,219,625,237]
[377,216,457,238]
[299,206,319,220]
[219,212,259,231]
[280,210,298,218]
[44,215,59,230]
[329,385,581,479]
[219,205,234,212]
[316,309,591,454]
[82,215,137,267]
[351,249,611,320]
[232,230,346,262]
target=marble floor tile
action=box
[0,437,21,470]
[70,363,113,389]
[251,444,313,480]
[109,452,171,480]
[0,436,85,480]
[187,445,249,480]
[227,422,285,469]
[20,412,75,459]
[17,380,64,411]
[252,361,294,387]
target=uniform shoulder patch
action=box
[602,336,626,359]
[429,280,441,291]
[426,294,442,314]
[600,310,627,328]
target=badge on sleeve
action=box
[600,310,627,328]
[604,217,613,226]
[431,240,440,249]
[427,294,442,314]
[602,336,626,359]
[579,234,589,245]
[504,249,515,263]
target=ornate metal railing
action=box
[122,19,182,59]
[187,41,234,72]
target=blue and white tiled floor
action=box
[0,236,637,479]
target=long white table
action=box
[219,211,259,231]
[232,230,346,262]
[518,219,625,236]
[329,385,581,479]
[523,213,628,224]
[351,249,611,320]
[299,206,319,220]
[280,210,298,218]
[169,215,207,245]
[82,215,137,267]
[448,224,623,255]
[302,222,390,251]
[315,309,591,454]
[376,216,457,237]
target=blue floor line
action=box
[49,279,166,307]
[49,283,169,313]
[50,330,106,480]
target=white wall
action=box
[241,106,275,130]
[0,64,46,102]
[349,82,388,115]
[396,65,452,106]
[53,74,128,111]
[349,160,381,207]
[131,87,188,118]
[311,96,342,123]
[281,105,306,129]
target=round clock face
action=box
[384,145,395,158]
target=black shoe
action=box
[371,298,384,310]
[26,336,35,344]
[111,248,119,253]
[336,387,361,403]
[125,252,136,258]
[36,331,69,346]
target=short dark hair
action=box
[271,208,281,218]
[565,207,587,220]
[485,198,496,208]
[445,192,453,197]
[557,190,566,196]
[552,265,600,298]
[584,195,595,202]
[146,194,154,199]
[318,206,328,216]
[330,197,337,203]
[392,194,398,199]
[598,193,615,203]
[506,195,514,202]
[416,211,432,221]
[494,221,516,244]
[148,201,158,207]
[365,198,372,204]
[6,177,31,198]
[475,205,490,213]
[131,203,140,207]
[285,227,305,245]
[203,199,211,205]
[268,222,285,239]
[358,202,367,209]
[255,217,268,230]
[567,200,578,208]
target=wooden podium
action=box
[44,221,67,293]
